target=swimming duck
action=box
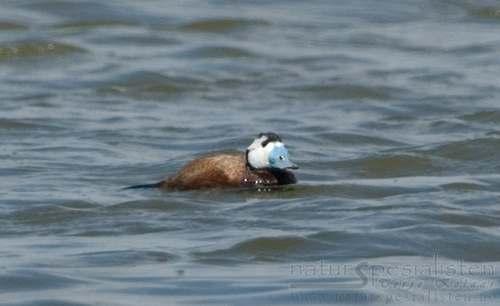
[126,132,298,190]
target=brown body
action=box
[160,153,296,190]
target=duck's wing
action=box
[164,154,245,190]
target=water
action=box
[1,0,500,305]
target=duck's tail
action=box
[123,181,163,190]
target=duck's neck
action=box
[268,168,297,185]
[245,149,257,171]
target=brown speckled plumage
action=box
[160,152,296,190]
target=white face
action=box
[246,135,284,169]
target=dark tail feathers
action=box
[123,181,162,190]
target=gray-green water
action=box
[2,1,500,305]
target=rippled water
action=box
[2,0,500,305]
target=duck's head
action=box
[246,132,298,170]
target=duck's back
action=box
[162,153,246,190]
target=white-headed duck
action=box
[126,132,298,190]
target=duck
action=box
[125,132,298,190]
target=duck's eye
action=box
[279,155,285,160]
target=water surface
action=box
[2,0,500,305]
